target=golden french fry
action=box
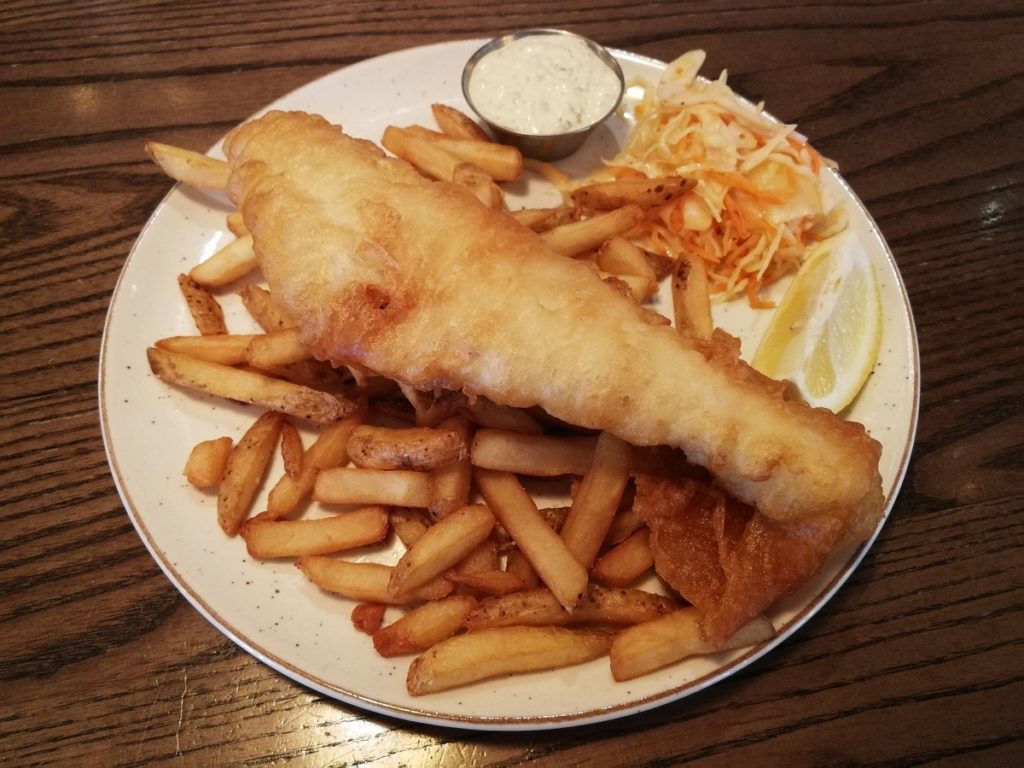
[591,528,654,587]
[560,431,633,568]
[523,157,571,186]
[217,411,284,535]
[474,468,587,610]
[503,547,541,590]
[596,237,657,279]
[240,506,388,557]
[605,506,644,545]
[372,595,478,657]
[266,412,365,518]
[147,347,355,423]
[452,162,505,209]
[154,334,256,365]
[465,584,675,630]
[431,103,490,142]
[314,466,434,507]
[464,587,568,630]
[430,137,522,181]
[508,206,577,232]
[189,234,257,288]
[245,328,311,369]
[571,584,678,625]
[471,429,596,476]
[610,609,775,682]
[183,436,232,488]
[351,602,387,634]
[672,254,713,340]
[460,396,542,433]
[429,415,474,518]
[226,210,249,237]
[392,510,432,552]
[177,274,227,335]
[447,569,524,597]
[279,420,303,479]
[407,626,614,695]
[347,424,468,472]
[395,383,464,427]
[238,284,298,331]
[453,537,500,575]
[145,141,230,190]
[296,557,452,604]
[388,504,495,598]
[540,205,645,258]
[570,176,695,210]
[381,125,460,181]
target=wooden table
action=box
[3,1,1022,764]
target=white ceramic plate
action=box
[100,39,919,730]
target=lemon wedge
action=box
[752,229,882,412]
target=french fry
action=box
[382,125,460,181]
[474,468,587,610]
[226,210,249,237]
[560,431,633,568]
[407,626,614,695]
[238,284,298,331]
[571,584,678,625]
[239,505,389,558]
[279,420,303,479]
[390,507,432,548]
[464,587,568,630]
[429,137,522,181]
[265,411,365,519]
[452,162,505,209]
[147,347,355,423]
[431,103,490,142]
[605,506,644,545]
[183,436,232,488]
[610,609,775,682]
[508,206,578,232]
[471,429,596,476]
[570,176,695,210]
[465,584,675,630]
[503,547,541,590]
[540,205,645,258]
[347,424,468,472]
[460,396,542,433]
[452,538,500,575]
[396,383,464,427]
[217,411,284,535]
[351,602,387,634]
[155,334,255,365]
[591,528,654,587]
[596,237,657,279]
[429,415,473,518]
[177,274,227,335]
[245,328,311,369]
[446,569,524,597]
[373,595,478,658]
[388,504,495,598]
[296,556,452,604]
[314,467,434,507]
[672,254,713,340]
[145,141,230,190]
[189,234,258,288]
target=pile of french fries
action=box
[145,104,774,696]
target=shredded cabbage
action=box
[597,50,846,306]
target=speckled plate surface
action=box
[100,39,919,730]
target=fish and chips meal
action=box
[143,49,884,695]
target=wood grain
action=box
[1,0,1022,765]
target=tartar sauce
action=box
[467,35,622,135]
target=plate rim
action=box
[99,37,921,730]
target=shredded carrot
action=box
[589,49,840,307]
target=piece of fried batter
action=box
[223,111,884,543]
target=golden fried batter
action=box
[223,111,884,540]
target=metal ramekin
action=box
[461,29,625,162]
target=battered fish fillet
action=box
[223,111,884,539]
